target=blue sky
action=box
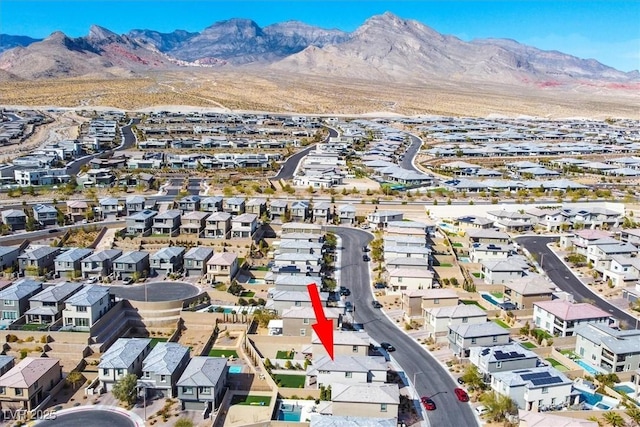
[2,0,639,71]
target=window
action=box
[144,371,150,378]
[462,317,468,323]
[380,403,387,412]
[76,306,87,312]
[3,300,14,306]
[345,372,352,378]
[352,345,358,353]
[492,336,498,343]
[496,361,502,369]
[398,277,403,283]
[300,329,306,336]
[2,311,17,320]
[303,318,309,325]
[200,387,211,394]
[116,369,124,376]
[542,387,548,394]
[434,299,440,304]
[75,318,89,327]
[0,386,5,394]
[294,301,301,307]
[538,399,543,406]
[471,338,477,344]
[551,398,556,404]
[182,387,193,395]
[160,375,166,383]
[14,388,22,396]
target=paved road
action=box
[35,409,135,427]
[330,226,478,427]
[272,127,339,180]
[516,236,638,328]
[400,132,423,173]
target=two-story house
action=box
[150,247,185,277]
[66,200,90,223]
[291,201,311,222]
[177,357,228,412]
[231,213,258,239]
[399,289,458,319]
[1,209,26,231]
[469,344,539,382]
[481,259,526,284]
[603,255,640,287]
[125,195,146,216]
[0,357,62,411]
[281,306,342,337]
[448,322,511,357]
[269,200,289,221]
[126,210,157,236]
[62,285,113,329]
[306,355,387,389]
[152,210,182,237]
[311,331,371,359]
[113,251,150,280]
[503,276,554,309]
[25,281,83,325]
[81,249,122,279]
[424,304,487,341]
[0,279,43,326]
[184,247,214,277]
[206,252,238,284]
[98,197,121,219]
[587,239,638,274]
[18,247,61,276]
[99,338,152,391]
[0,246,20,272]
[138,342,190,398]
[267,290,330,315]
[534,300,611,337]
[467,229,510,245]
[387,268,434,292]
[329,383,399,420]
[223,197,245,215]
[470,243,513,264]
[201,196,223,213]
[32,204,58,227]
[312,202,332,224]
[337,204,356,225]
[178,195,201,213]
[246,198,267,217]
[204,212,232,239]
[575,323,640,373]
[180,211,209,236]
[491,367,572,411]
[54,248,93,279]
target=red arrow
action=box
[307,283,334,360]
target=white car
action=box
[86,277,98,284]
[475,405,488,416]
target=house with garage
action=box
[448,322,511,357]
[18,247,61,276]
[150,247,185,277]
[126,210,157,236]
[470,243,513,263]
[152,210,182,237]
[291,201,311,222]
[0,357,62,412]
[206,252,238,284]
[138,342,191,398]
[81,249,122,279]
[503,276,554,309]
[32,204,58,227]
[1,209,26,231]
[337,204,356,225]
[54,248,93,279]
[400,289,458,318]
[469,344,540,382]
[177,195,201,213]
[98,197,120,219]
[223,197,245,215]
[330,383,399,420]
[306,355,388,388]
[246,198,267,217]
[0,246,20,272]
[184,247,214,277]
[25,281,83,325]
[311,331,371,358]
[367,211,403,229]
[113,251,150,280]
[180,211,209,236]
[481,259,527,284]
[312,202,333,224]
[66,200,91,223]
[281,306,342,337]
[204,212,231,239]
[98,338,152,391]
[125,195,146,216]
[176,357,228,413]
[467,229,510,245]
[424,304,487,341]
[387,268,434,291]
[267,290,330,315]
[231,213,258,238]
[201,196,224,213]
[269,200,289,221]
[534,300,611,337]
[62,285,113,329]
[490,367,573,411]
[0,279,43,326]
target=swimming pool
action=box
[229,365,243,374]
[278,403,302,422]
[576,359,599,375]
[247,278,266,285]
[615,385,635,395]
[481,293,500,306]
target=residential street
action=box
[330,226,479,427]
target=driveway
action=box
[330,226,479,427]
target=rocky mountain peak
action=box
[87,25,120,42]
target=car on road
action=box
[48,229,59,233]
[345,301,354,312]
[454,388,469,402]
[421,396,436,411]
[362,255,370,262]
[123,277,134,285]
[374,282,387,289]
[372,300,383,309]
[86,277,98,284]
[339,287,351,296]
[380,342,395,352]
[362,246,369,252]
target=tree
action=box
[228,281,245,296]
[460,365,484,391]
[112,373,138,406]
[602,411,625,427]
[66,371,85,389]
[479,391,517,422]
[175,419,194,427]
[625,407,640,427]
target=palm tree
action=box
[479,392,516,422]
[587,416,604,427]
[602,411,625,427]
[626,407,640,427]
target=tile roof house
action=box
[469,344,539,381]
[0,246,20,272]
[125,195,146,216]
[0,357,62,411]
[179,211,209,236]
[424,304,487,341]
[503,276,554,309]
[150,246,185,277]
[18,246,61,276]
[330,383,399,420]
[206,252,238,284]
[448,322,511,357]
[311,331,371,358]
[138,342,191,398]
[306,355,388,388]
[387,268,434,292]
[25,281,83,325]
[184,247,214,277]
[0,279,43,326]
[32,204,58,227]
[534,300,611,337]
[99,338,152,391]
[204,212,231,239]
[62,285,113,330]
[126,209,157,236]
[231,213,258,238]
[201,196,224,213]
[575,323,640,373]
[1,209,26,231]
[336,204,356,225]
[81,249,122,279]
[490,367,573,411]
[481,259,527,284]
[177,357,228,412]
[152,210,182,237]
[113,251,150,280]
[282,306,342,337]
[54,248,93,279]
[399,288,458,318]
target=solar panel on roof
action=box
[530,377,563,386]
[521,372,549,381]
[481,348,490,356]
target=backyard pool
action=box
[480,293,501,306]
[576,359,599,375]
[459,257,471,263]
[248,278,266,285]
[278,403,302,422]
[229,365,243,374]
[615,384,635,395]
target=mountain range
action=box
[0,12,637,85]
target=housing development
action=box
[0,107,639,427]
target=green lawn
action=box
[150,338,168,348]
[453,243,463,247]
[533,328,553,340]
[276,350,294,359]
[252,266,270,271]
[208,349,239,358]
[493,319,510,329]
[438,263,454,267]
[461,300,486,310]
[231,395,272,406]
[472,272,483,278]
[241,291,255,298]
[274,374,305,388]
[20,324,48,331]
[491,292,504,299]
[546,358,568,372]
[521,342,537,349]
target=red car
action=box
[454,388,469,402]
[421,396,436,411]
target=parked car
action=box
[374,282,387,289]
[380,342,395,352]
[86,277,98,284]
[362,255,370,262]
[362,246,369,252]
[454,388,469,402]
[475,405,488,416]
[339,287,351,296]
[457,377,466,385]
[48,229,59,233]
[345,301,354,312]
[123,277,134,285]
[372,300,383,309]
[421,396,436,411]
